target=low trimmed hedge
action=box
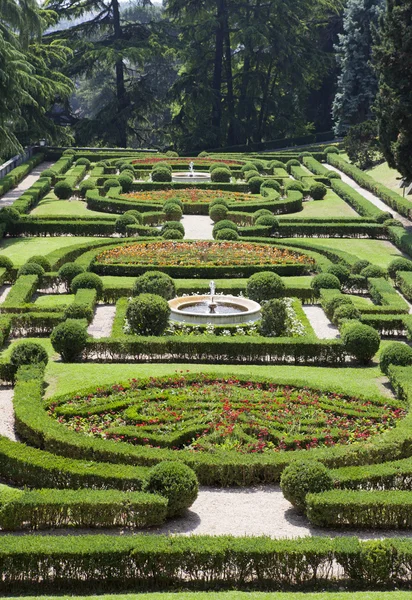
[0,154,44,197]
[1,275,38,309]
[368,278,409,313]
[330,179,385,219]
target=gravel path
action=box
[182,215,214,240]
[0,162,55,207]
[324,164,411,227]
[0,285,11,304]
[87,305,117,338]
[302,304,339,339]
[0,386,16,441]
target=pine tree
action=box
[332,0,384,135]
[374,0,412,180]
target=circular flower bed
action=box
[95,241,315,268]
[131,157,243,166]
[122,189,253,204]
[49,375,405,453]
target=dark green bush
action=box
[286,159,300,174]
[163,229,184,240]
[27,255,51,272]
[58,263,85,291]
[268,160,285,170]
[324,146,340,154]
[64,303,94,322]
[153,162,172,173]
[251,160,265,171]
[380,342,412,375]
[261,179,281,193]
[240,162,258,175]
[161,221,184,235]
[280,460,334,512]
[351,259,370,274]
[388,258,412,279]
[210,168,231,183]
[163,202,182,221]
[341,322,380,364]
[209,203,228,222]
[51,320,89,362]
[244,170,259,182]
[253,209,273,223]
[298,151,313,160]
[327,171,341,179]
[327,264,350,285]
[126,294,170,336]
[17,263,45,279]
[152,168,172,183]
[119,163,135,173]
[165,197,183,209]
[165,150,179,157]
[0,255,13,270]
[103,178,120,192]
[75,158,91,168]
[10,342,48,373]
[260,298,287,337]
[255,215,279,228]
[332,304,361,324]
[213,220,238,234]
[78,180,96,198]
[144,461,199,517]
[209,163,225,173]
[118,174,133,192]
[210,198,229,208]
[54,181,73,200]
[323,295,353,320]
[63,149,76,155]
[71,272,104,299]
[247,271,286,302]
[310,183,327,200]
[133,271,176,300]
[248,176,264,194]
[284,180,304,192]
[215,228,239,240]
[360,265,387,279]
[115,214,137,233]
[124,210,142,224]
[0,207,20,224]
[311,273,341,293]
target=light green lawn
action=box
[6,594,412,600]
[0,237,103,266]
[44,362,388,399]
[281,238,405,268]
[278,189,358,219]
[366,161,404,193]
[2,338,55,361]
[101,276,314,290]
[31,194,114,219]
[34,294,74,307]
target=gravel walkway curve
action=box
[0,162,55,208]
[302,305,339,339]
[87,305,117,338]
[182,215,214,240]
[0,386,16,441]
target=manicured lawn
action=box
[101,276,314,290]
[6,593,412,600]
[31,194,115,219]
[45,361,389,399]
[278,189,358,219]
[34,294,74,307]
[366,161,404,193]
[0,237,103,266]
[1,338,55,361]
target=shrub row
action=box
[1,275,38,309]
[241,222,387,239]
[9,312,64,337]
[0,154,44,197]
[368,278,409,313]
[330,179,385,219]
[397,271,412,302]
[10,177,51,214]
[360,314,407,337]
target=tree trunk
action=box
[112,0,127,147]
[211,0,225,145]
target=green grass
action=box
[4,593,412,600]
[278,189,359,219]
[101,276,314,291]
[44,361,388,399]
[0,237,103,266]
[34,294,74,307]
[31,194,115,219]
[366,161,404,193]
[282,238,405,268]
[1,338,56,361]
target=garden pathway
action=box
[87,304,116,338]
[182,215,214,240]
[302,304,339,339]
[0,285,11,304]
[0,162,55,208]
[0,386,16,441]
[324,164,411,227]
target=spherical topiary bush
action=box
[298,151,313,160]
[332,304,361,325]
[54,181,73,200]
[58,263,85,291]
[27,255,51,272]
[115,214,137,234]
[360,265,387,279]
[17,262,45,280]
[161,221,185,235]
[255,215,279,229]
[310,182,327,200]
[388,258,412,280]
[10,341,49,374]
[247,271,286,303]
[118,174,133,192]
[324,146,340,154]
[259,298,287,337]
[341,322,380,365]
[327,264,350,285]
[152,168,172,183]
[285,159,300,174]
[124,210,142,224]
[215,228,239,241]
[0,207,20,224]
[71,273,104,299]
[209,203,228,222]
[261,179,281,193]
[64,303,94,323]
[62,149,76,156]
[251,160,265,172]
[133,271,176,300]
[163,202,183,221]
[75,158,91,168]
[248,176,264,194]
[351,259,370,274]
[40,168,55,181]
[280,460,334,513]
[284,180,304,193]
[165,197,184,209]
[210,168,231,183]
[213,220,238,234]
[310,273,341,294]
[268,160,285,171]
[154,162,172,173]
[253,209,272,223]
[96,161,107,167]
[51,320,89,362]
[119,163,135,173]
[162,229,184,240]
[145,461,199,517]
[244,170,260,182]
[78,180,96,198]
[380,342,412,375]
[210,198,229,209]
[241,162,258,176]
[209,163,225,173]
[103,178,120,192]
[126,294,170,336]
[323,295,353,320]
[165,150,179,157]
[0,255,13,270]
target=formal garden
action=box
[2,145,412,600]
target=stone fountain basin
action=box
[169,295,261,325]
[171,172,211,183]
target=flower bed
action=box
[49,374,404,454]
[131,157,244,166]
[122,189,252,204]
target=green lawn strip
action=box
[33,294,74,308]
[3,594,411,600]
[366,161,404,193]
[44,362,387,399]
[1,338,55,362]
[0,237,101,266]
[278,189,359,219]
[31,195,117,219]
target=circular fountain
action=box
[168,281,261,325]
[172,161,211,183]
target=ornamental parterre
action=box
[48,375,405,454]
[122,189,253,204]
[95,241,315,268]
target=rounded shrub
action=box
[332,304,361,325]
[27,255,51,272]
[209,203,228,222]
[119,163,134,173]
[145,461,199,517]
[376,211,394,224]
[115,214,137,233]
[162,229,184,240]
[64,303,94,323]
[253,209,273,223]
[244,170,260,182]
[161,221,185,235]
[209,163,225,173]
[327,264,350,285]
[248,176,264,194]
[310,182,327,200]
[71,272,104,299]
[255,215,279,229]
[78,180,96,198]
[96,161,107,167]
[103,178,120,192]
[323,295,353,320]
[351,259,370,274]
[152,167,172,183]
[165,150,179,157]
[261,179,281,193]
[251,160,265,172]
[0,207,20,224]
[124,210,142,224]
[165,197,183,209]
[210,198,229,209]
[298,151,313,160]
[10,341,49,373]
[163,202,183,221]
[0,255,13,270]
[17,262,45,279]
[360,265,387,279]
[327,171,341,179]
[247,271,285,303]
[118,174,133,192]
[324,146,340,154]
[198,151,208,157]
[58,263,85,291]
[62,149,76,156]
[213,220,238,234]
[259,298,287,337]
[268,160,285,170]
[54,181,73,200]
[51,320,89,362]
[75,158,91,168]
[388,258,412,279]
[40,169,55,180]
[241,162,258,176]
[154,162,172,173]
[310,273,341,293]
[280,460,334,513]
[380,342,412,375]
[114,159,126,168]
[210,168,231,183]
[215,228,239,241]
[284,180,304,193]
[133,271,176,300]
[341,322,380,364]
[126,293,170,336]
[285,159,300,174]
